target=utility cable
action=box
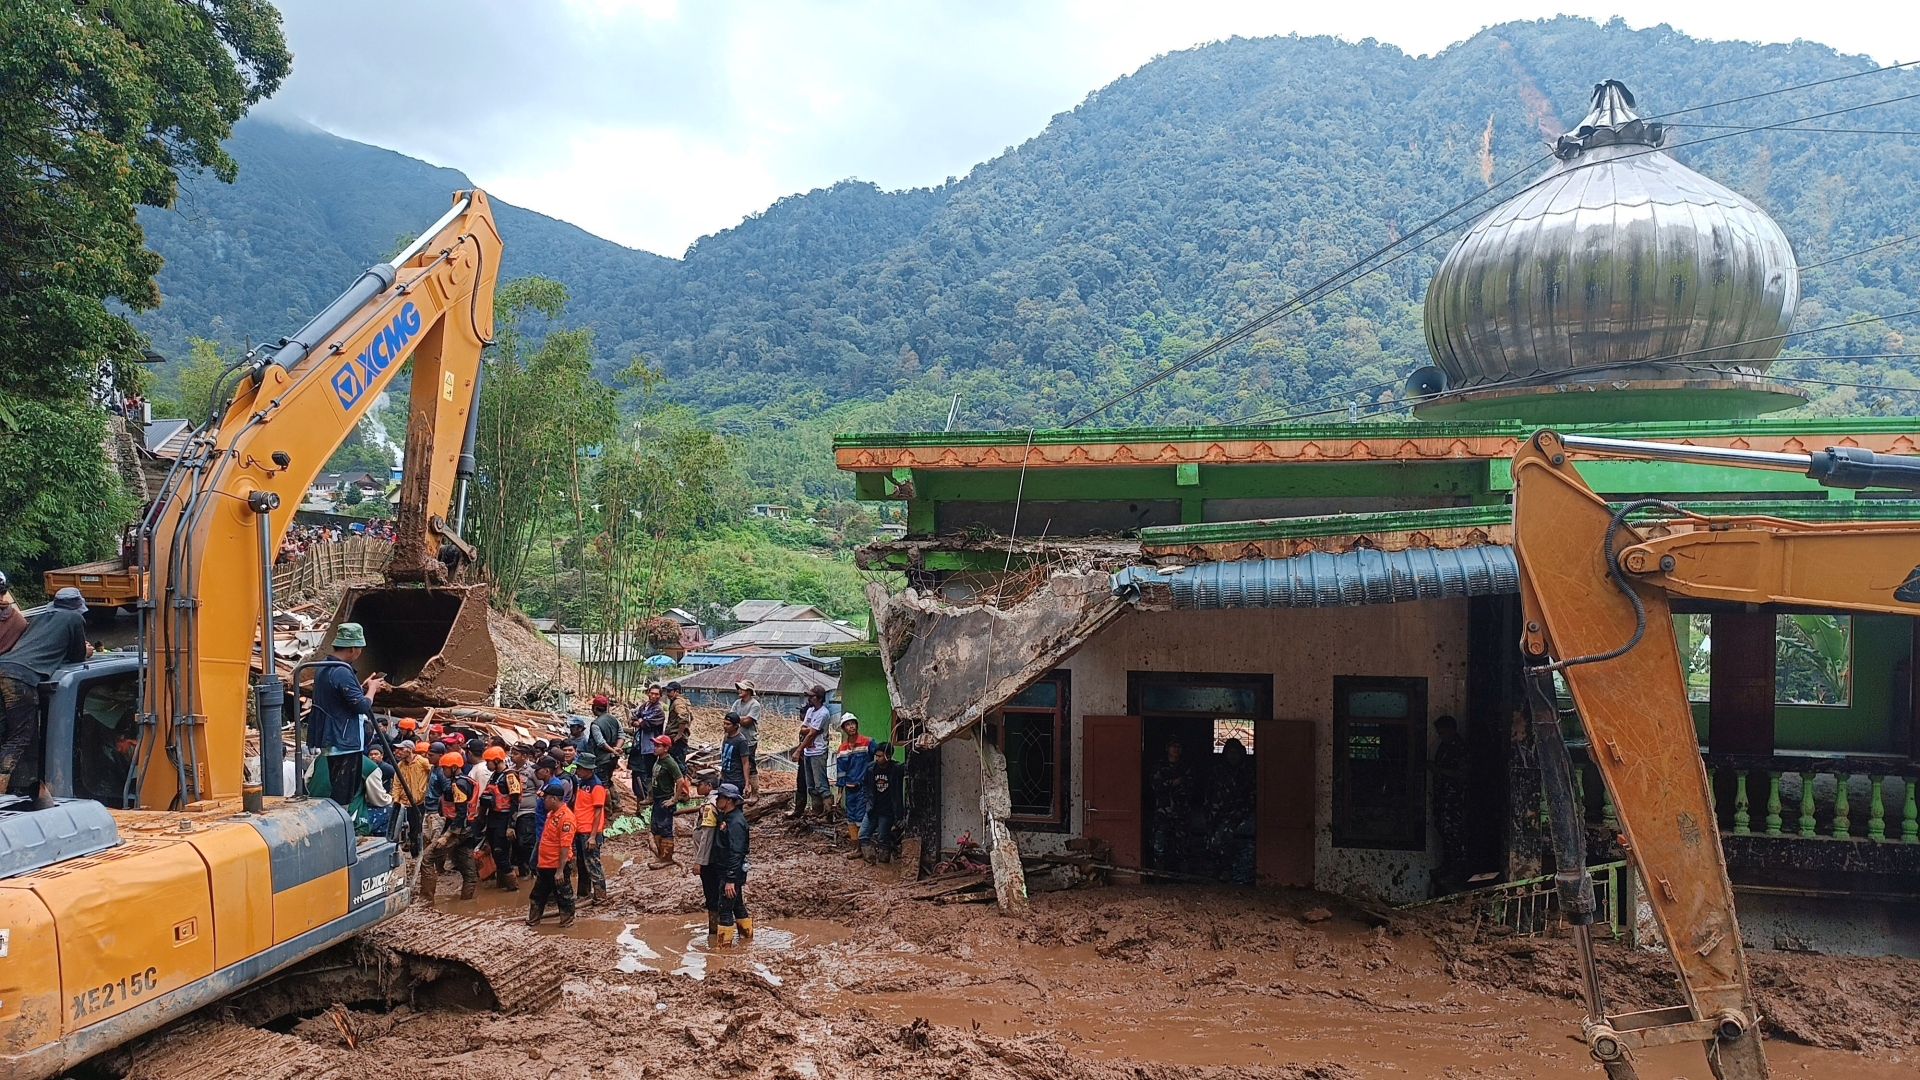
[1798,234,1920,272]
[1644,59,1920,120]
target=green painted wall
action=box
[838,655,895,743]
[1687,614,1912,755]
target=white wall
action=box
[937,600,1472,902]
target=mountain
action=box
[136,16,1920,433]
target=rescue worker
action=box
[860,741,906,863]
[1149,739,1195,873]
[0,570,26,655]
[511,745,540,876]
[528,781,577,928]
[1205,738,1256,884]
[718,713,755,794]
[1431,715,1471,891]
[711,782,752,945]
[731,681,763,795]
[587,695,622,806]
[646,734,682,868]
[663,681,692,766]
[423,751,481,900]
[482,746,522,891]
[629,685,666,808]
[307,623,389,806]
[390,740,432,855]
[565,717,589,758]
[0,587,89,793]
[834,715,873,855]
[789,685,830,820]
[689,772,722,938]
[571,756,610,903]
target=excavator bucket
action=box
[325,583,497,704]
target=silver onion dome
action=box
[1423,81,1799,390]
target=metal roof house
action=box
[833,84,1920,953]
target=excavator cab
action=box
[323,583,497,705]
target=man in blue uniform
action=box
[308,623,389,805]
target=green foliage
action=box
[468,277,618,605]
[1777,614,1852,706]
[1,0,289,399]
[0,0,287,582]
[324,418,394,475]
[154,337,235,422]
[0,397,139,593]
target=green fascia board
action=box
[832,415,1920,451]
[1490,458,1874,494]
[1140,498,1920,546]
[911,460,1489,502]
[1141,504,1512,546]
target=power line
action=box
[1645,60,1920,120]
[1798,234,1920,272]
[1671,123,1920,136]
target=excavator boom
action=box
[1511,428,1920,1080]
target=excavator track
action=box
[361,907,561,1014]
[125,1017,348,1080]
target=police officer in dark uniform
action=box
[1205,738,1256,884]
[711,782,752,945]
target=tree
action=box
[156,336,234,421]
[468,277,617,607]
[0,0,289,578]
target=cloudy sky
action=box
[259,1,1920,257]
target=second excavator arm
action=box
[1511,429,1920,1080]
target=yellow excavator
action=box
[0,191,511,1078]
[1512,428,1920,1080]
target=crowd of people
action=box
[276,519,397,563]
[302,623,903,940]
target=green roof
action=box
[833,415,1920,451]
[1138,499,1920,546]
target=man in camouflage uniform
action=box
[1431,715,1471,892]
[1206,738,1257,884]
[1149,739,1196,873]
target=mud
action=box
[150,824,1920,1080]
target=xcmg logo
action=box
[330,302,422,409]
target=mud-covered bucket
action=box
[323,583,497,704]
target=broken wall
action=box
[936,601,1471,902]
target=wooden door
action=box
[1258,719,1315,887]
[1082,715,1143,868]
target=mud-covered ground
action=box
[157,820,1920,1080]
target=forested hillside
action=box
[139,17,1920,474]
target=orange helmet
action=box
[482,746,506,762]
[414,740,430,752]
[438,752,464,768]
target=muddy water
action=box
[414,880,1916,1080]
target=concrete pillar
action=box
[978,728,1029,914]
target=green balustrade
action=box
[1765,772,1783,836]
[1869,777,1887,841]
[1601,784,1618,832]
[1800,773,1817,838]
[1833,775,1851,838]
[1733,772,1751,835]
[1904,779,1919,844]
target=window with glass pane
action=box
[1672,613,1852,706]
[1332,676,1427,850]
[999,672,1069,828]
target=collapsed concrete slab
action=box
[868,569,1129,748]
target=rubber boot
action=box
[736,915,754,941]
[861,842,878,864]
[459,877,476,901]
[527,901,544,927]
[592,882,611,903]
[497,866,519,891]
[648,838,677,869]
[557,910,576,929]
[844,823,864,857]
[707,913,720,939]
[419,868,438,901]
[715,923,737,947]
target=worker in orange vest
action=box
[528,782,577,927]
